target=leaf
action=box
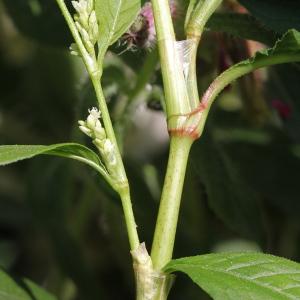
[244,29,300,65]
[23,279,57,300]
[0,269,57,300]
[191,134,264,242]
[206,13,278,45]
[25,160,104,299]
[238,0,300,34]
[223,29,300,77]
[223,139,300,217]
[0,143,99,166]
[95,0,141,61]
[202,30,300,109]
[165,252,300,300]
[0,143,119,188]
[0,143,114,183]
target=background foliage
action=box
[0,0,300,299]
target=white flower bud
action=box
[103,139,114,153]
[85,107,99,128]
[93,138,103,149]
[86,114,97,129]
[76,22,90,44]
[79,14,89,31]
[72,1,82,14]
[79,125,92,137]
[88,107,101,119]
[85,40,94,53]
[89,11,98,44]
[87,0,94,14]
[94,123,106,140]
[75,21,83,32]
[70,43,80,56]
[102,139,117,166]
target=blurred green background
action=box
[0,0,300,299]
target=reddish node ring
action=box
[168,126,200,140]
[167,102,207,140]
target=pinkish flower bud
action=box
[120,1,177,51]
[271,99,292,120]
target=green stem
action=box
[56,0,140,251]
[151,137,193,270]
[197,53,300,136]
[119,187,140,251]
[91,78,126,180]
[151,0,190,116]
[186,0,223,39]
[91,78,140,251]
[185,0,223,109]
[185,38,201,110]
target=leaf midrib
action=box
[107,0,122,45]
[172,263,300,300]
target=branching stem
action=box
[150,0,223,273]
[56,0,140,251]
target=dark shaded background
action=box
[0,0,300,299]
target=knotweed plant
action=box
[1,0,300,299]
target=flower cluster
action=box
[79,108,117,171]
[121,1,177,51]
[70,0,98,56]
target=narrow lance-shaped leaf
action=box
[0,143,113,187]
[0,269,57,300]
[165,252,300,300]
[95,0,141,62]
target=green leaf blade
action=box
[191,136,264,242]
[0,269,57,300]
[95,0,141,61]
[230,29,300,75]
[206,13,278,45]
[0,144,100,166]
[238,0,300,34]
[201,30,300,114]
[0,143,117,188]
[250,29,300,66]
[165,253,300,300]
